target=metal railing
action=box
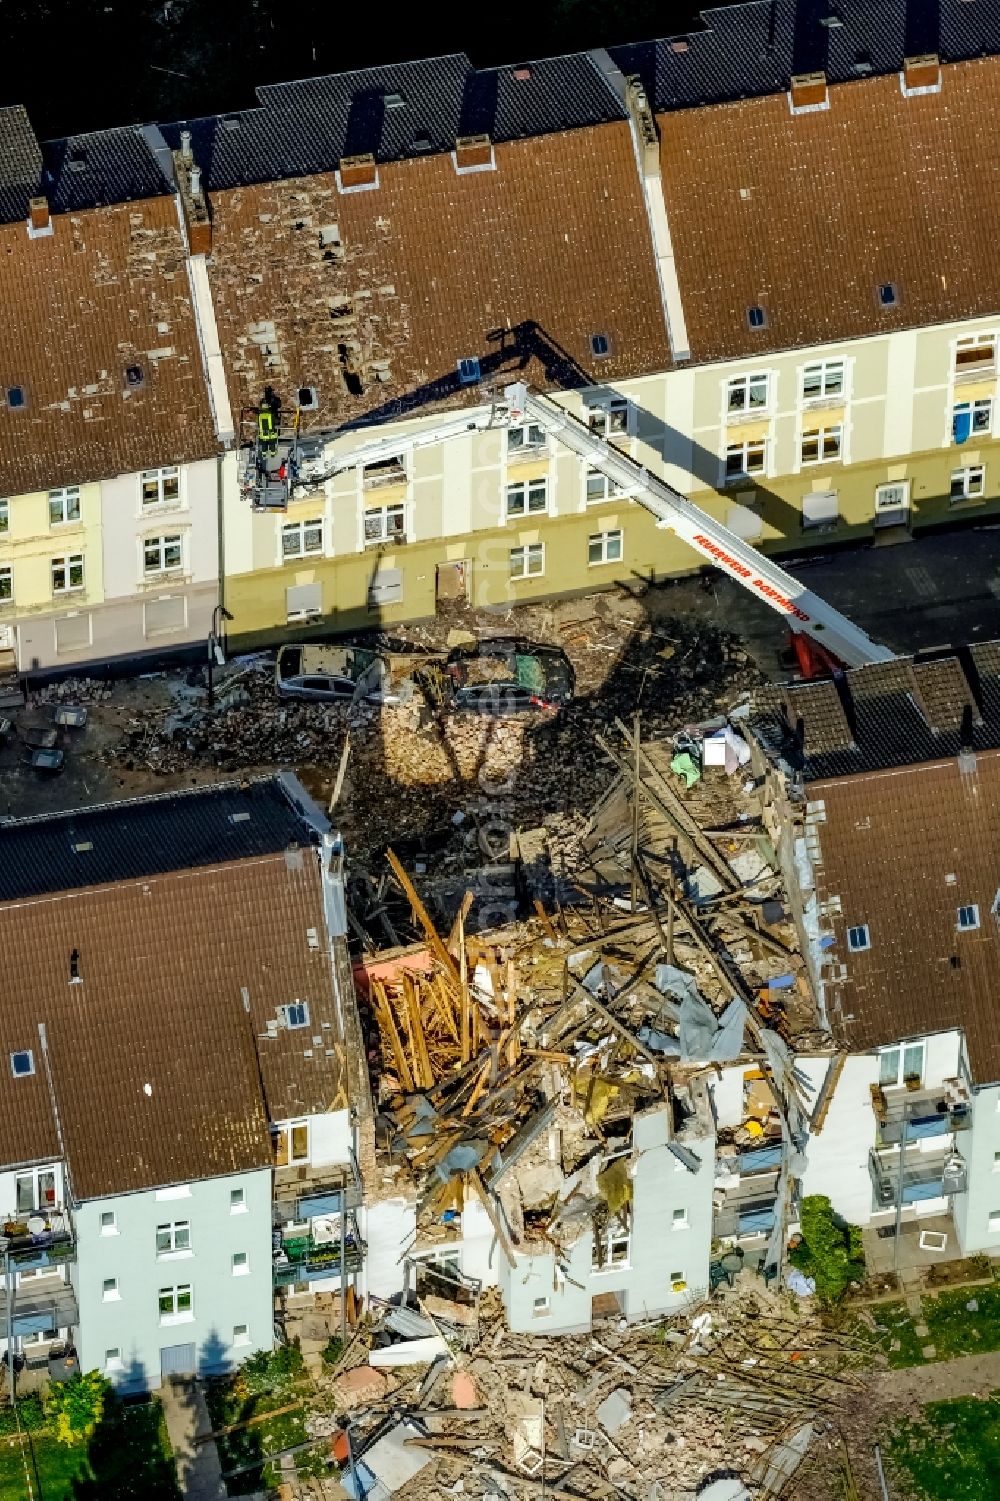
[868,1147,967,1206]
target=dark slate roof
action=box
[41,127,171,213]
[750,643,1000,781]
[608,0,1000,112]
[0,773,327,902]
[0,105,43,223]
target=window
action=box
[100,1211,117,1235]
[953,399,992,444]
[505,479,548,519]
[457,357,481,384]
[802,361,845,401]
[747,306,767,330]
[283,1001,309,1029]
[955,335,996,375]
[878,282,898,307]
[141,468,180,506]
[364,503,406,545]
[725,439,766,481]
[847,924,871,952]
[588,529,623,566]
[592,1217,630,1269]
[158,1284,193,1321]
[672,1207,689,1230]
[879,1042,925,1088]
[230,1188,247,1214]
[51,554,84,594]
[586,470,620,504]
[0,499,8,532]
[875,482,909,515]
[6,386,25,409]
[232,1251,249,1277]
[125,364,144,389]
[990,1210,1000,1233]
[802,491,839,530]
[590,333,610,358]
[105,1348,123,1371]
[532,1296,551,1317]
[726,373,769,413]
[993,1150,1000,1173]
[510,543,544,580]
[671,1271,688,1291]
[48,487,81,527]
[143,534,183,575]
[800,424,843,465]
[958,904,981,931]
[362,457,406,487]
[156,1221,191,1255]
[507,422,545,452]
[16,1168,55,1215]
[102,1277,120,1302]
[281,519,323,559]
[274,1120,309,1167]
[233,1324,251,1347]
[0,567,10,604]
[586,400,628,438]
[10,1050,33,1078]
[951,466,986,502]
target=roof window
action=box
[384,92,406,110]
[747,306,767,330]
[878,282,898,308]
[11,1050,34,1078]
[590,333,611,358]
[6,386,25,409]
[221,116,241,132]
[411,136,432,153]
[512,65,533,82]
[958,904,981,931]
[457,357,481,385]
[297,386,318,410]
[283,1001,310,1029]
[669,38,690,53]
[847,924,871,952]
[67,151,87,173]
[125,364,144,389]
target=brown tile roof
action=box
[0,851,348,1199]
[658,56,1000,364]
[813,751,1000,1083]
[204,121,672,432]
[0,196,218,496]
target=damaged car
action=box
[443,638,575,716]
[276,643,412,704]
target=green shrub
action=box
[0,1393,46,1435]
[236,1343,304,1397]
[788,1195,866,1303]
[44,1370,110,1446]
[320,1337,344,1367]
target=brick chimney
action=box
[625,76,660,175]
[27,195,52,239]
[172,149,211,255]
[789,71,829,114]
[902,54,942,95]
[453,135,494,173]
[339,153,378,191]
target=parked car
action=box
[443,639,575,715]
[275,644,412,705]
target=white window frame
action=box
[953,398,992,442]
[592,1216,630,1271]
[800,424,843,466]
[230,1187,247,1214]
[990,1210,1000,1233]
[585,398,630,439]
[281,518,324,561]
[878,1042,925,1089]
[362,456,407,488]
[233,1324,251,1347]
[847,923,871,952]
[954,334,996,378]
[510,543,544,581]
[232,1251,250,1277]
[504,478,548,521]
[104,1348,124,1371]
[725,438,767,482]
[874,482,910,514]
[958,903,981,931]
[158,1283,193,1324]
[283,1000,309,1029]
[142,533,184,577]
[672,1207,689,1231]
[156,1220,192,1257]
[585,470,620,505]
[10,1049,33,1077]
[0,498,8,533]
[15,1166,56,1214]
[0,566,11,605]
[51,554,84,595]
[506,421,546,454]
[102,1277,120,1303]
[726,372,770,416]
[363,503,406,546]
[100,1210,118,1236]
[274,1119,310,1167]
[48,487,81,527]
[801,360,846,402]
[951,465,986,503]
[140,467,181,508]
[532,1296,551,1318]
[588,529,623,566]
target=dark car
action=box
[444,639,574,716]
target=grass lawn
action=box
[205,1378,312,1495]
[0,1396,178,1501]
[853,1301,928,1368]
[889,1393,1000,1500]
[848,1281,1000,1368]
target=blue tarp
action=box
[954,409,972,444]
[738,1205,777,1233]
[298,1190,345,1216]
[738,1144,784,1174]
[904,1115,948,1141]
[902,1178,943,1204]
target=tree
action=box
[44,1370,110,1446]
[788,1195,866,1303]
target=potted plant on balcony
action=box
[904,1073,922,1092]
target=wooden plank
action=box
[466,1167,516,1267]
[462,1058,493,1118]
[460,909,471,1065]
[372,979,414,1093]
[533,898,559,944]
[447,890,475,955]
[405,973,435,1089]
[428,974,461,1044]
[387,847,462,986]
[567,979,662,1067]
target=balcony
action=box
[2,1208,76,1271]
[0,1275,78,1334]
[273,1155,363,1226]
[714,1163,780,1240]
[870,1083,972,1146]
[868,1147,967,1207]
[273,1232,364,1288]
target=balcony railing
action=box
[273,1153,363,1225]
[273,1237,364,1287]
[870,1085,972,1145]
[0,1278,79,1333]
[868,1147,967,1207]
[7,1230,76,1271]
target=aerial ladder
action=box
[239,381,894,671]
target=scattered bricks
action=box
[451,1371,477,1409]
[335,1364,388,1409]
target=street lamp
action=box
[207,606,234,709]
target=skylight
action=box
[457,357,481,385]
[590,333,611,359]
[747,306,767,330]
[11,1050,34,1078]
[847,924,871,952]
[878,282,898,308]
[6,386,25,409]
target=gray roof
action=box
[0,773,327,902]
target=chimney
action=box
[339,153,378,191]
[901,54,941,96]
[180,128,192,161]
[625,75,660,175]
[27,195,53,239]
[172,149,212,255]
[453,134,494,173]
[789,71,829,114]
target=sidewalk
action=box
[159,1377,227,1501]
[882,1348,1000,1406]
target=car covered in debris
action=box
[276,644,414,704]
[443,638,574,715]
